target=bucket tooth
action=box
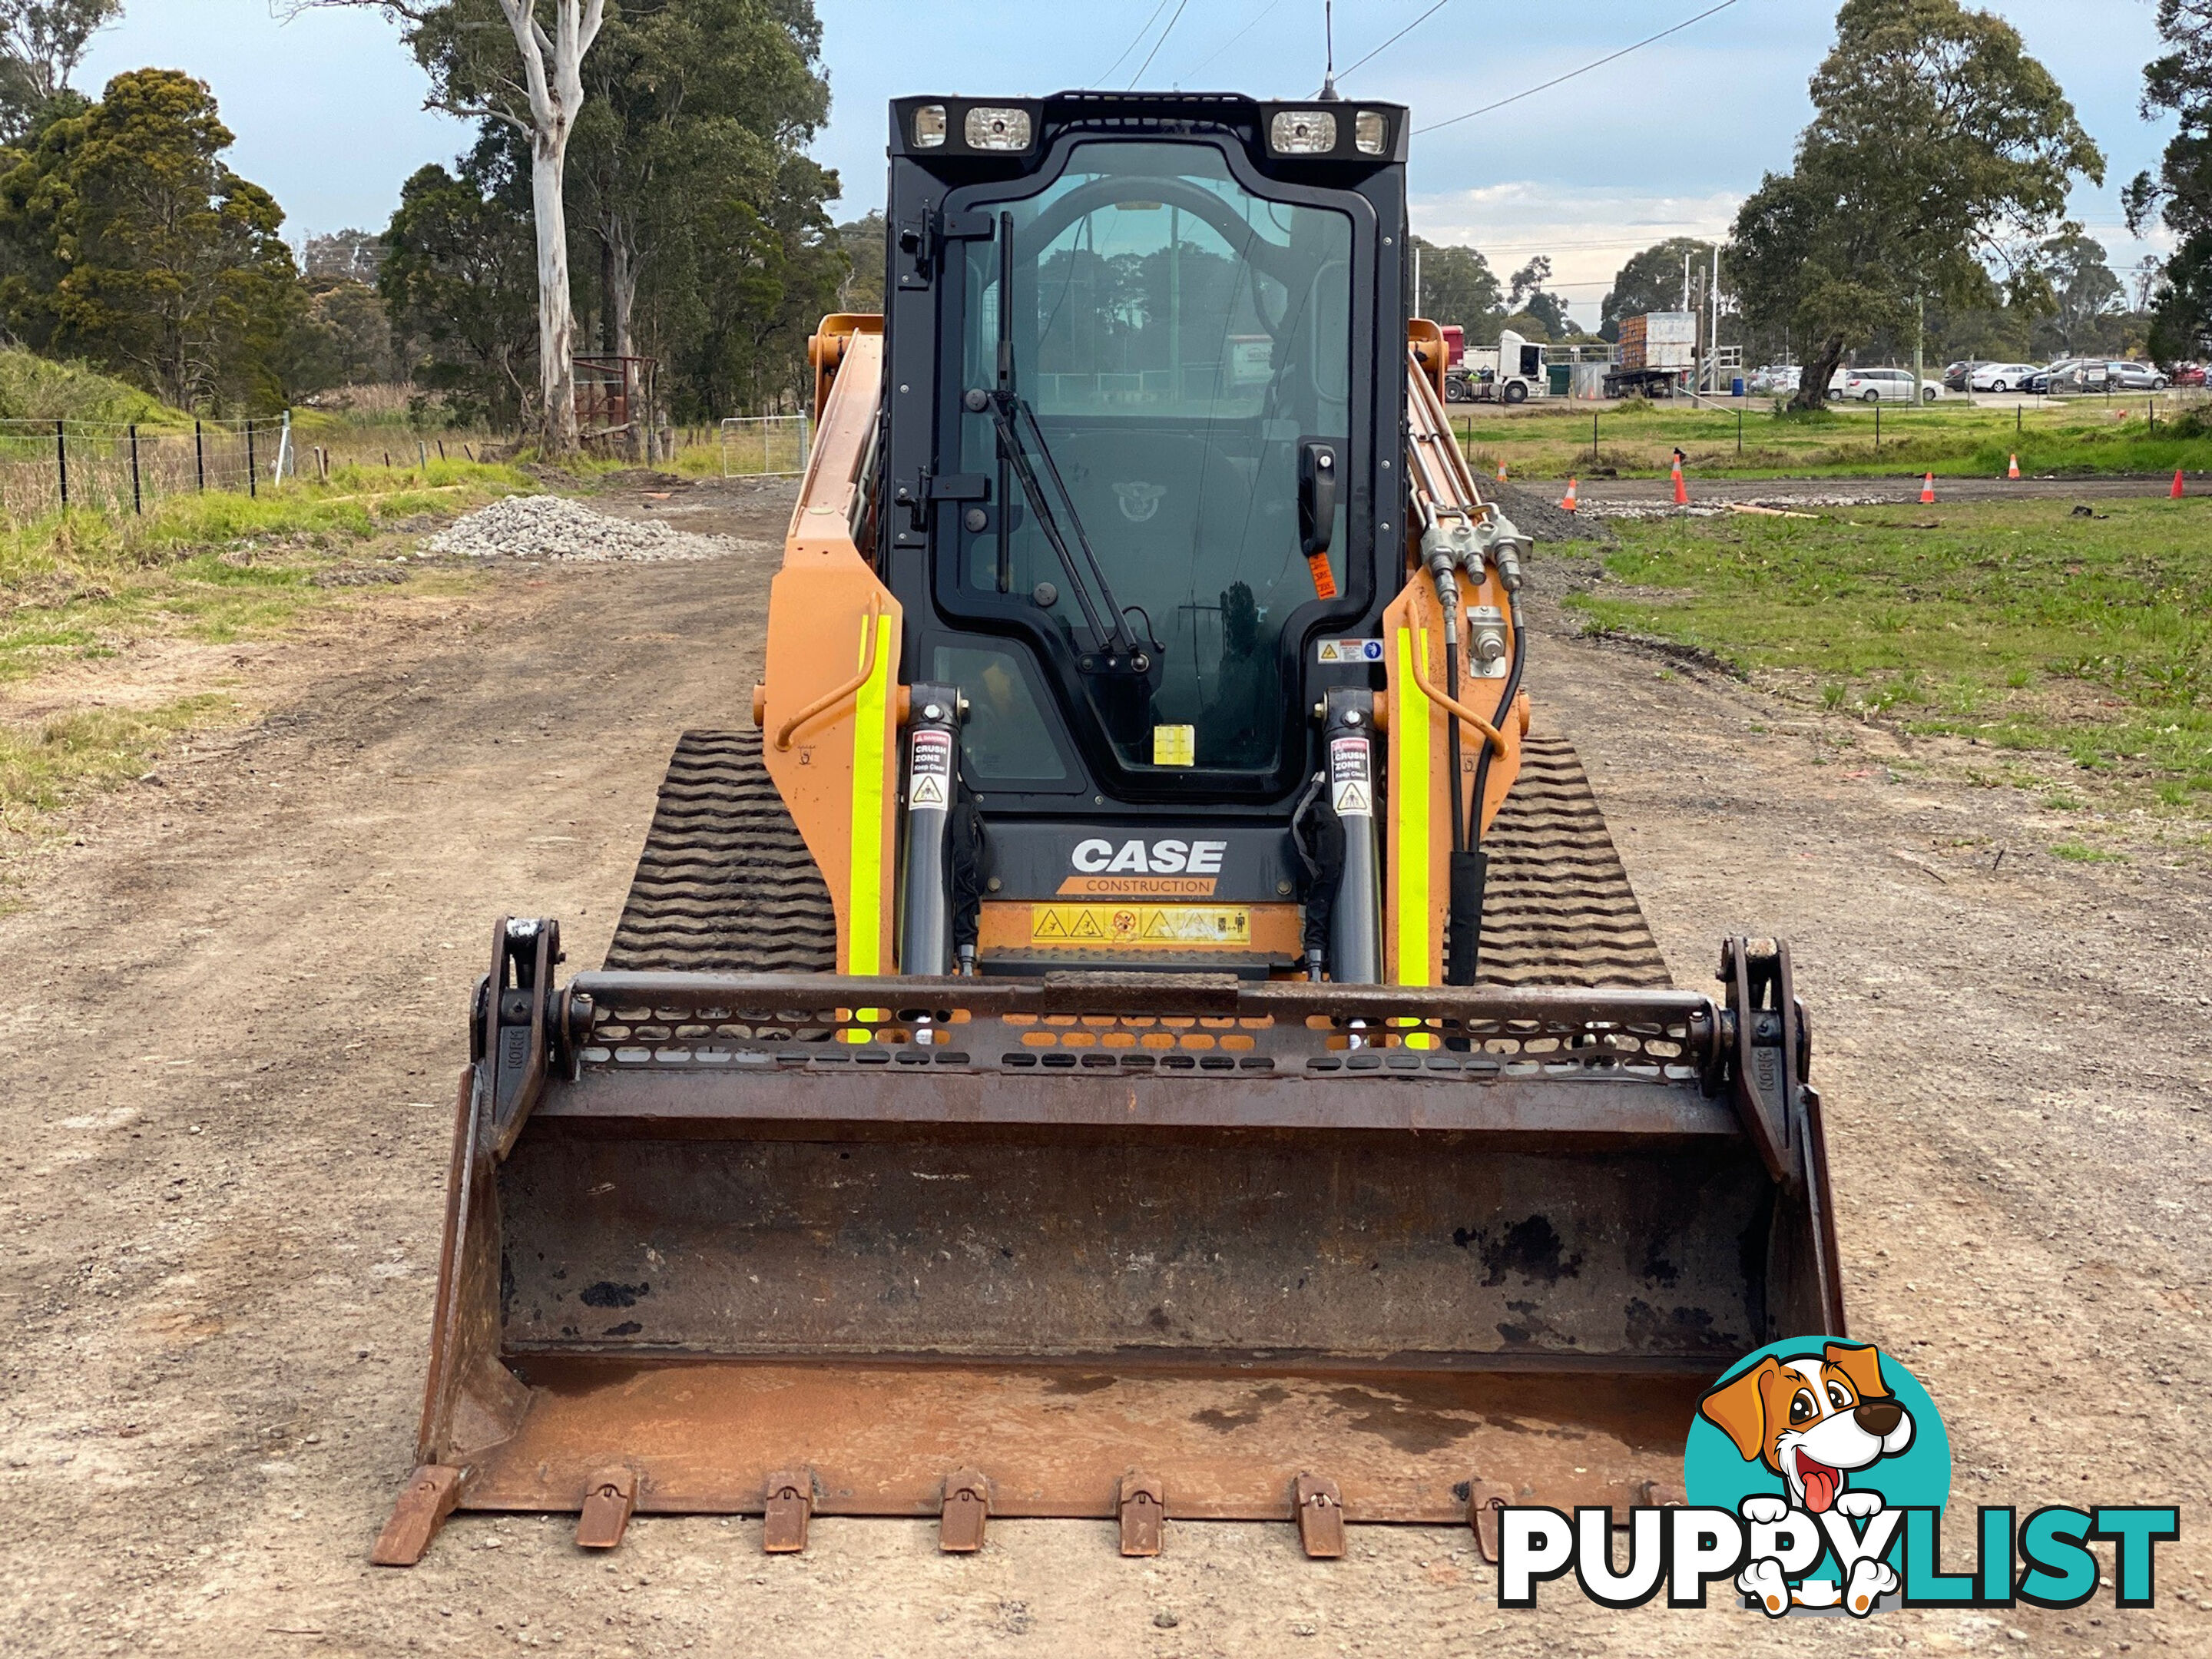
[371,1464,464,1567]
[763,1469,814,1555]
[939,1469,990,1554]
[1118,1472,1165,1557]
[1464,1481,1512,1565]
[575,1468,637,1551]
[1294,1474,1345,1560]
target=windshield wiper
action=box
[965,387,1140,661]
[967,210,1141,664]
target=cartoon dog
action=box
[1699,1341,1916,1617]
[1699,1340,1915,1515]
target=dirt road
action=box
[4,477,2205,1656]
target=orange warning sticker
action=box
[1306,551,1339,600]
[1029,906,1250,947]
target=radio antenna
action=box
[1320,0,1339,98]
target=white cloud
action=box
[1411,186,1747,325]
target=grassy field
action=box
[1456,393,2212,480]
[0,457,533,833]
[1564,497,2212,826]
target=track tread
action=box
[602,730,837,974]
[1478,733,1671,988]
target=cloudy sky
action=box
[82,0,2177,326]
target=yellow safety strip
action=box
[1394,625,1431,986]
[846,611,894,975]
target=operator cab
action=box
[876,93,1411,972]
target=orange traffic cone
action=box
[1671,458,1689,505]
[1496,459,1508,483]
[1560,477,1579,512]
[2007,453,2020,479]
[2173,468,2186,499]
[1919,472,1936,505]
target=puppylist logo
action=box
[1495,1337,2178,1616]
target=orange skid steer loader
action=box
[373,91,1843,1566]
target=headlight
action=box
[1354,110,1388,154]
[964,106,1031,151]
[1269,110,1336,154]
[912,104,947,148]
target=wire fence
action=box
[0,417,303,526]
[720,414,811,478]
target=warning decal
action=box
[1029,905,1250,947]
[908,727,953,810]
[1329,735,1373,816]
[1316,638,1385,665]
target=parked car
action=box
[1837,366,1940,402]
[2025,359,2083,394]
[1969,362,2038,393]
[1749,363,1802,393]
[2171,363,2207,387]
[2105,359,2170,391]
[2048,360,2111,394]
[1942,359,1988,392]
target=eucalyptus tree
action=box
[1730,0,2101,409]
[296,0,606,451]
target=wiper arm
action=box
[965,385,1140,660]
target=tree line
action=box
[1,0,2206,432]
[0,0,849,445]
[1412,0,2200,409]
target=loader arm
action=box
[754,315,899,975]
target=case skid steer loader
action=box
[374,91,1843,1566]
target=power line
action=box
[1131,0,1195,85]
[1100,0,1175,84]
[1336,0,1452,82]
[1181,0,1286,83]
[1416,0,1743,134]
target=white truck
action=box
[1445,328,1547,404]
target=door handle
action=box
[1299,440,1339,556]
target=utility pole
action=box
[1912,291,1925,407]
[1710,244,1722,395]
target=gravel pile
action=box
[423,493,737,561]
[1485,480,1614,544]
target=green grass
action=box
[1562,498,2212,802]
[0,694,237,833]
[2049,841,2128,863]
[0,346,182,426]
[1457,394,2212,480]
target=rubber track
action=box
[604,728,1671,988]
[1478,732,1673,989]
[603,730,837,974]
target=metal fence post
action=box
[1737,407,1743,456]
[195,419,205,492]
[55,419,66,508]
[247,419,257,498]
[130,423,142,515]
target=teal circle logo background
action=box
[1684,1336,1953,1521]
